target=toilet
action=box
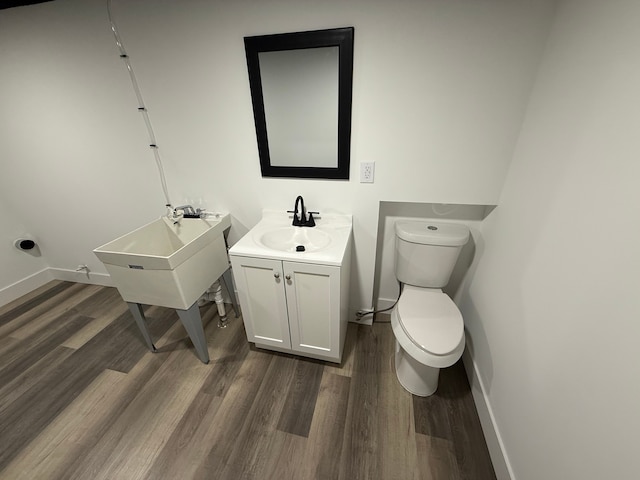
[391,220,470,396]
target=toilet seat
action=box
[391,285,465,369]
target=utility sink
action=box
[94,214,231,310]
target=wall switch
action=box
[360,162,375,183]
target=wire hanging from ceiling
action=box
[106,0,172,207]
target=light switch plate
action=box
[360,162,375,183]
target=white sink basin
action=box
[229,210,352,266]
[257,227,332,253]
[94,215,231,310]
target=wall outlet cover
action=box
[360,162,375,183]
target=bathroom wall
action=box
[0,0,557,310]
[458,0,640,478]
[0,0,166,297]
[0,193,50,305]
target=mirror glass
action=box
[244,28,354,179]
[260,47,339,168]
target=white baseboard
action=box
[0,268,54,307]
[49,268,113,287]
[0,267,116,308]
[462,350,514,480]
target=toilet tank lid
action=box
[395,221,469,246]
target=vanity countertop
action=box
[229,210,352,266]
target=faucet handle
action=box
[287,210,303,226]
[306,211,319,227]
[176,205,199,218]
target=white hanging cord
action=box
[106,0,172,207]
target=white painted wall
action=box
[0,0,556,311]
[0,193,50,304]
[458,1,640,478]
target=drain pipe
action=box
[211,281,228,328]
[198,281,228,328]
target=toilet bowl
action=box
[391,285,465,396]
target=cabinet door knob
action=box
[274,272,280,279]
[285,275,291,281]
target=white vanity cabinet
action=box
[228,210,352,363]
[230,255,349,363]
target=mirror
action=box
[244,27,354,179]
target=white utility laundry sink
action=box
[94,214,231,310]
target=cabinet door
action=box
[230,256,291,349]
[284,261,341,361]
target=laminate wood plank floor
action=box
[0,281,496,480]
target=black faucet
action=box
[287,196,318,227]
[291,195,306,226]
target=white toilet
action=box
[391,220,470,396]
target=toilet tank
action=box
[395,220,470,288]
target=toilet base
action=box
[394,340,440,397]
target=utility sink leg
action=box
[127,302,157,352]
[177,303,210,364]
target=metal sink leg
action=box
[177,302,210,364]
[127,302,157,352]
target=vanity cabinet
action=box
[230,255,349,363]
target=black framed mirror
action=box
[244,27,354,179]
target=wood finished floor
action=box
[0,281,496,480]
